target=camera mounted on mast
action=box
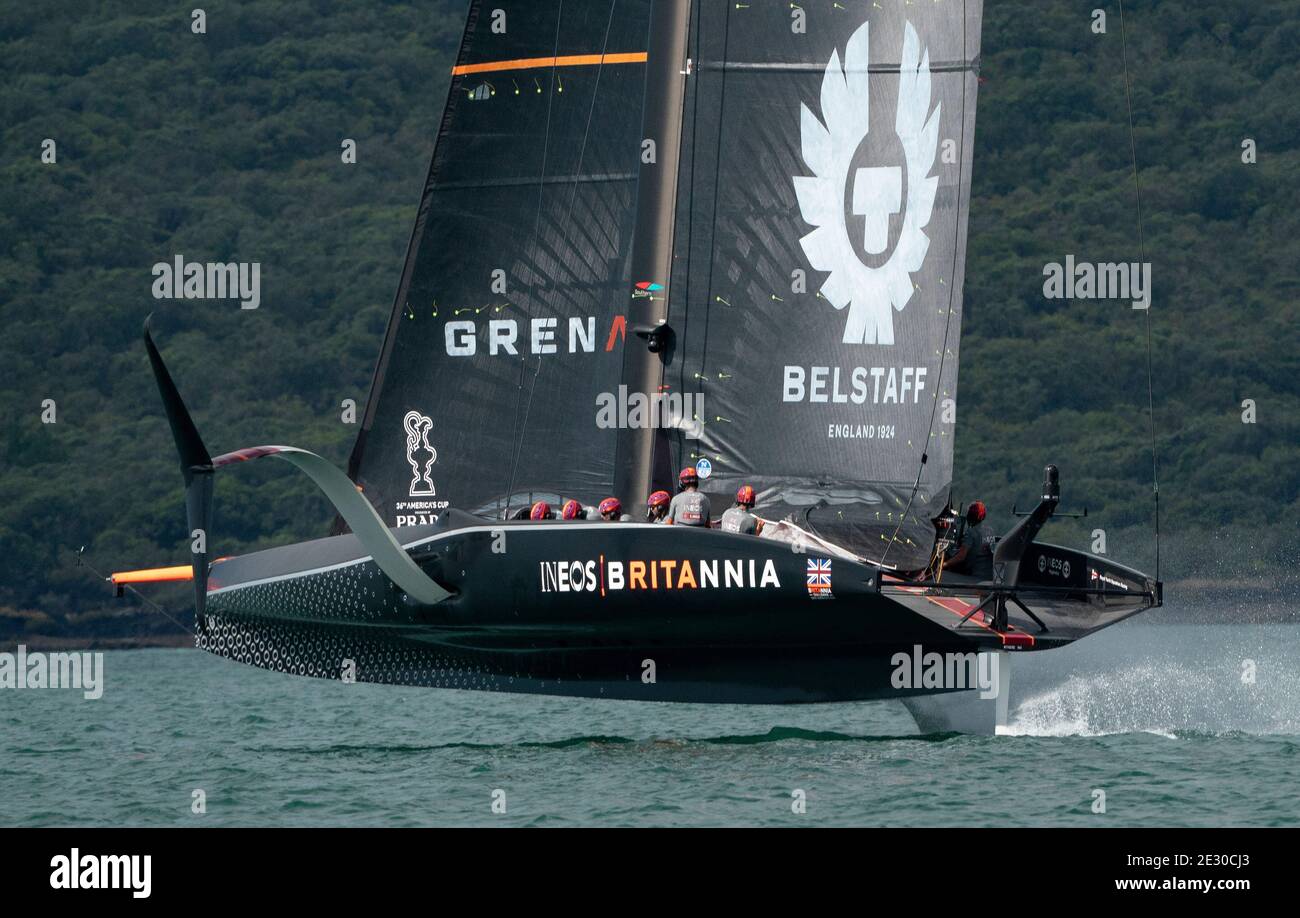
[633,319,673,355]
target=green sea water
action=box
[2,622,1298,827]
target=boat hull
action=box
[198,514,1153,703]
[200,517,986,703]
[197,612,970,703]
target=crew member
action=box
[598,497,623,521]
[947,501,993,579]
[529,500,554,521]
[666,467,711,526]
[720,485,764,535]
[646,490,671,523]
[560,499,583,520]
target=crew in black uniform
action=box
[947,500,994,580]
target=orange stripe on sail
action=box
[111,565,193,585]
[452,51,647,76]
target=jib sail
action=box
[659,0,984,567]
[348,0,653,523]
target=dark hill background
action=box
[1,0,1296,644]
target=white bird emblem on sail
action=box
[794,21,941,345]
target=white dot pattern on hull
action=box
[202,561,510,690]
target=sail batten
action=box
[452,51,648,76]
[694,60,980,74]
[430,171,639,191]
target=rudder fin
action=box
[143,317,452,614]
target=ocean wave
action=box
[1007,660,1300,738]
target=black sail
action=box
[349,0,652,522]
[662,1,984,567]
[349,0,983,566]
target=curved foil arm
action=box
[212,445,452,605]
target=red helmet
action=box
[967,500,986,525]
[736,485,756,507]
[598,497,622,518]
[678,467,698,486]
[530,501,553,520]
[561,499,582,520]
[647,490,671,508]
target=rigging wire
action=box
[1118,0,1162,581]
[695,0,732,476]
[686,0,738,478]
[76,548,196,639]
[557,1,621,252]
[677,4,706,477]
[502,0,569,517]
[502,0,619,518]
[879,0,970,568]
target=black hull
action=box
[198,512,1156,704]
[196,613,955,704]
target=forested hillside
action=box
[956,0,1299,585]
[1,0,1296,643]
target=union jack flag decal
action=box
[806,558,833,599]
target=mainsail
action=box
[348,0,653,521]
[659,0,984,567]
[350,0,983,568]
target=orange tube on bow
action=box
[110,565,193,585]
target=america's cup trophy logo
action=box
[403,410,437,497]
[794,21,940,345]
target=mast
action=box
[613,0,692,510]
